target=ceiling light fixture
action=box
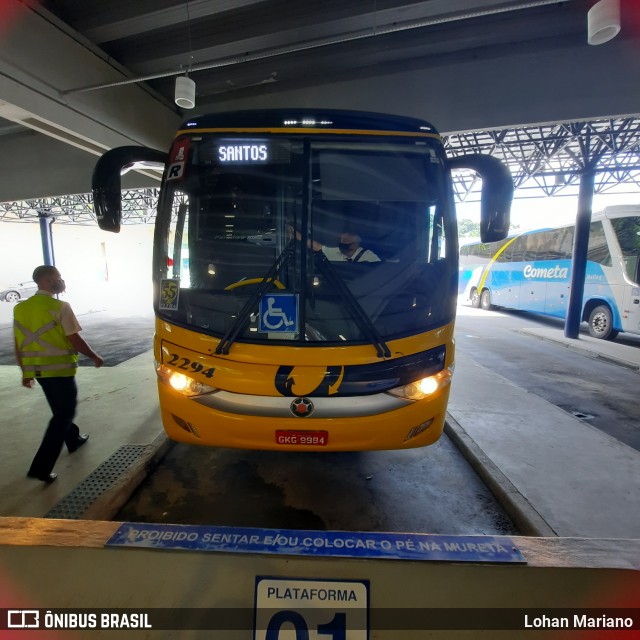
[175,74,195,109]
[175,1,196,109]
[587,0,621,45]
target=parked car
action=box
[0,280,38,302]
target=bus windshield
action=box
[610,216,640,284]
[154,135,456,347]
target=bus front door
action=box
[545,279,571,319]
[622,284,640,334]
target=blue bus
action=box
[459,205,640,340]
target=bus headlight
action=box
[386,366,454,401]
[155,363,217,397]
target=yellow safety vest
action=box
[13,294,78,378]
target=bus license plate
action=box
[275,430,328,446]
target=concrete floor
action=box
[115,433,518,535]
[0,304,161,518]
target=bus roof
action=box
[461,203,640,246]
[178,109,439,136]
[600,204,640,220]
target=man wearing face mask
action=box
[319,231,381,263]
[13,265,104,483]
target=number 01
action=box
[265,611,346,640]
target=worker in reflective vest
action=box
[14,265,103,484]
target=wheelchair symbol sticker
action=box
[259,294,298,333]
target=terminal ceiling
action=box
[0,0,639,211]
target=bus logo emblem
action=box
[291,397,314,417]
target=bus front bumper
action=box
[156,382,451,451]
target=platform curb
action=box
[444,414,557,538]
[517,329,640,372]
[80,432,174,521]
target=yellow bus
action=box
[93,110,512,451]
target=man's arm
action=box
[293,228,322,251]
[15,337,34,388]
[67,333,104,368]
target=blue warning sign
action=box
[106,523,525,564]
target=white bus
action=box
[459,205,640,340]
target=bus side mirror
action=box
[448,154,513,243]
[92,146,167,233]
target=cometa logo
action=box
[523,264,569,279]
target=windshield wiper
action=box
[314,252,391,358]
[216,239,296,355]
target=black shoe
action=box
[68,434,89,453]
[27,471,58,483]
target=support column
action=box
[564,167,595,338]
[38,211,55,266]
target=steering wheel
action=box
[224,277,285,291]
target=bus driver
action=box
[317,231,381,263]
[293,226,381,263]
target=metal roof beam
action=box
[0,1,180,164]
[2,115,639,223]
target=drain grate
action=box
[570,410,594,420]
[46,445,147,520]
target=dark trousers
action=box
[28,376,80,476]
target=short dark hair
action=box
[32,265,58,285]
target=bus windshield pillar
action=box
[564,168,595,339]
